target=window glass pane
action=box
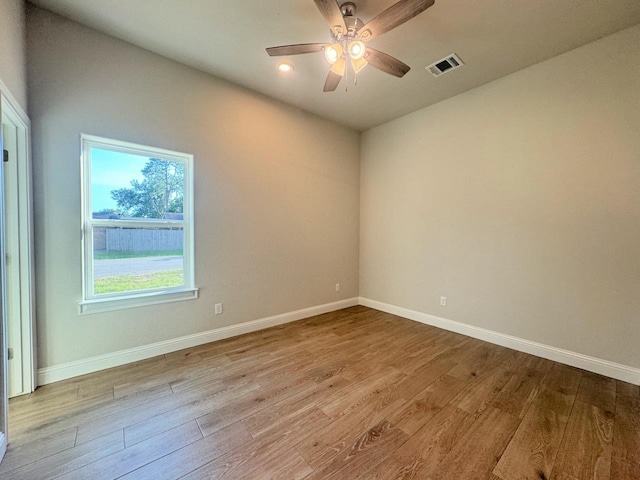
[91,147,185,221]
[82,135,194,306]
[93,226,184,295]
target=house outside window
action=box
[79,134,197,314]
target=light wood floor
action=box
[3,306,639,479]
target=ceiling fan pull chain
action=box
[345,61,349,92]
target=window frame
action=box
[79,134,197,315]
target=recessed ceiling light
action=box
[278,62,294,72]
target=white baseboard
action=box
[359,297,640,386]
[37,298,359,385]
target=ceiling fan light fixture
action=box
[348,40,366,60]
[330,57,347,76]
[351,57,367,73]
[324,43,343,64]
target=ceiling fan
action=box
[266,0,435,92]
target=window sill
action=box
[79,287,199,315]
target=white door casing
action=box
[0,85,35,400]
[0,93,8,462]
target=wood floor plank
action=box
[113,353,231,399]
[389,340,455,374]
[303,419,409,480]
[553,400,614,480]
[425,406,520,480]
[576,372,616,412]
[491,356,554,418]
[118,421,251,480]
[389,373,468,436]
[318,366,406,418]
[12,382,174,448]
[616,380,640,399]
[1,430,124,480]
[56,421,202,480]
[14,382,79,404]
[0,427,77,475]
[422,334,474,367]
[55,357,168,403]
[123,378,260,446]
[178,416,318,480]
[10,387,112,431]
[242,375,350,437]
[167,351,273,394]
[392,357,457,401]
[365,405,473,480]
[544,363,582,396]
[181,444,312,480]
[247,350,319,381]
[451,349,526,415]
[493,387,575,480]
[550,472,581,480]
[74,377,254,445]
[9,386,79,417]
[296,386,406,469]
[76,384,114,403]
[611,395,640,479]
[196,375,320,437]
[447,342,507,381]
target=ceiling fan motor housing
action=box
[340,2,357,17]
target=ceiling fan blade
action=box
[313,0,347,36]
[323,71,343,92]
[266,43,328,56]
[358,0,435,41]
[365,48,410,78]
[324,58,346,92]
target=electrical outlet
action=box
[335,283,341,292]
[215,303,223,315]
[440,296,447,307]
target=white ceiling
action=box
[29,0,640,131]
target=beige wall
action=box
[27,6,360,368]
[361,25,640,369]
[0,0,27,110]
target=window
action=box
[80,135,197,314]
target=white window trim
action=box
[79,134,197,315]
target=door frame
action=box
[0,85,6,461]
[0,79,36,398]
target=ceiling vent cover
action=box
[426,54,464,77]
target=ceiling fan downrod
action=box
[339,2,359,38]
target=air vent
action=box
[426,54,464,77]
